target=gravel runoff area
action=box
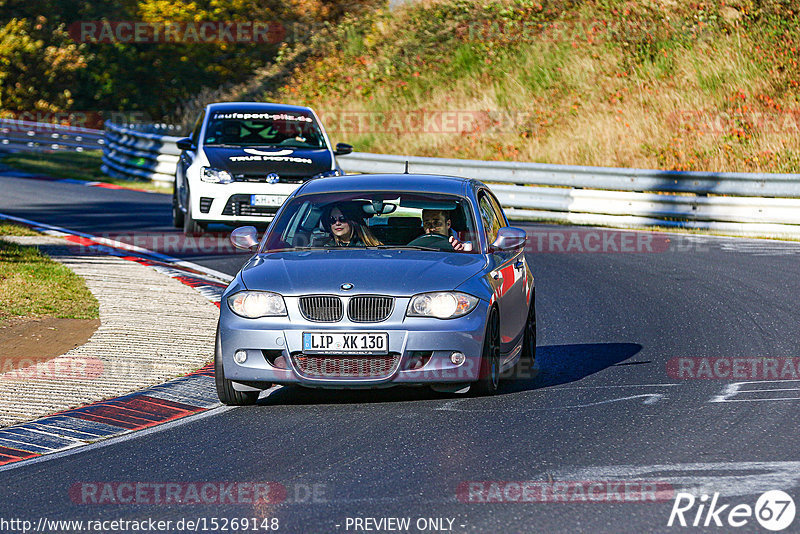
[0,235,220,427]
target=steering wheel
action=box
[407,233,454,250]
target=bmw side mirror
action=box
[176,137,196,151]
[334,142,353,156]
[231,226,259,251]
[490,227,526,252]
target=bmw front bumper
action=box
[218,297,490,389]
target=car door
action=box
[486,190,527,344]
[478,190,525,354]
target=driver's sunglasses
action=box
[329,215,348,224]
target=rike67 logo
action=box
[668,490,796,531]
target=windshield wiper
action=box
[263,246,328,252]
[373,245,441,251]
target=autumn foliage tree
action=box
[0,0,380,121]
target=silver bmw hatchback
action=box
[216,173,535,404]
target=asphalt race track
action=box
[1,173,800,533]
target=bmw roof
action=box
[296,173,477,196]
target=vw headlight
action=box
[227,291,287,318]
[406,292,479,319]
[201,167,234,184]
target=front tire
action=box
[215,327,259,406]
[172,185,184,228]
[183,192,204,236]
[472,308,501,396]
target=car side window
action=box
[478,193,502,246]
[190,110,205,145]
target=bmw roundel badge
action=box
[341,283,354,290]
[265,173,280,184]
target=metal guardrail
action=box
[4,120,800,238]
[342,152,800,197]
[102,122,181,184]
[345,155,800,237]
[0,119,105,152]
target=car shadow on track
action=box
[256,342,643,406]
[256,383,449,407]
[499,342,644,394]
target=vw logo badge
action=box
[341,283,354,291]
[265,173,280,184]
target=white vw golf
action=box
[172,101,352,234]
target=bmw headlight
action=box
[201,167,234,184]
[227,291,287,318]
[406,292,479,319]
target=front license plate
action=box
[303,332,388,355]
[250,194,285,207]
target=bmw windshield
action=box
[261,192,479,253]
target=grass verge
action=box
[1,151,170,193]
[0,223,100,325]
